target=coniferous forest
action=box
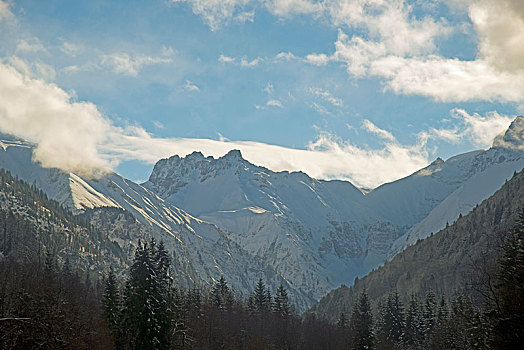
[0,215,522,349]
[0,170,523,349]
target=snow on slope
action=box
[143,150,406,300]
[386,117,524,256]
[144,117,524,301]
[0,134,118,211]
[1,116,521,309]
[0,134,313,310]
[389,155,524,257]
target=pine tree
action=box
[103,267,121,347]
[211,276,233,311]
[422,290,436,342]
[273,284,291,318]
[376,290,404,348]
[403,293,423,348]
[253,278,270,313]
[337,311,349,329]
[350,290,374,350]
[121,239,172,349]
[492,210,524,348]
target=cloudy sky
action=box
[0,0,523,188]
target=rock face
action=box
[143,117,523,306]
[309,169,524,322]
[0,134,311,310]
[0,117,522,311]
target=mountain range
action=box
[309,165,524,322]
[0,116,522,311]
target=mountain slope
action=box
[309,169,524,322]
[384,117,524,255]
[143,150,404,301]
[142,117,523,303]
[0,134,312,310]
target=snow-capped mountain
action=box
[0,117,522,310]
[385,117,524,256]
[143,117,524,301]
[0,134,312,310]
[144,150,404,301]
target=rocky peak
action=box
[493,116,524,150]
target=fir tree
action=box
[403,293,423,348]
[376,290,404,348]
[273,284,291,318]
[103,267,121,347]
[350,290,374,350]
[211,276,233,311]
[492,210,524,348]
[253,278,270,313]
[337,311,349,329]
[121,239,171,349]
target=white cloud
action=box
[218,54,236,63]
[450,109,514,148]
[184,79,200,92]
[171,0,251,31]
[469,0,524,74]
[235,10,255,23]
[309,87,343,107]
[274,51,298,61]
[264,0,324,18]
[266,99,283,107]
[296,0,524,103]
[240,56,263,67]
[217,132,230,142]
[3,56,56,81]
[0,60,518,188]
[361,119,396,142]
[309,102,330,115]
[264,82,274,94]
[0,0,13,23]
[0,62,113,177]
[305,53,330,66]
[255,98,283,109]
[101,52,173,77]
[421,109,514,148]
[219,54,263,67]
[153,121,165,129]
[61,42,83,57]
[369,55,524,102]
[16,39,47,54]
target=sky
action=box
[0,0,523,188]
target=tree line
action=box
[333,210,524,350]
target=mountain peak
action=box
[493,116,524,150]
[431,157,444,166]
[221,149,243,160]
[186,151,205,160]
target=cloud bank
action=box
[0,61,516,188]
[173,0,524,103]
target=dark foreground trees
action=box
[2,212,523,349]
[0,258,113,349]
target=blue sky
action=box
[0,0,523,187]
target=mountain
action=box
[0,117,522,311]
[0,167,134,279]
[309,169,524,322]
[142,117,523,304]
[143,150,404,301]
[0,134,311,310]
[385,116,524,256]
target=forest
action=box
[0,169,523,349]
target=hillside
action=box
[309,170,524,322]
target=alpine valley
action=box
[0,117,523,311]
